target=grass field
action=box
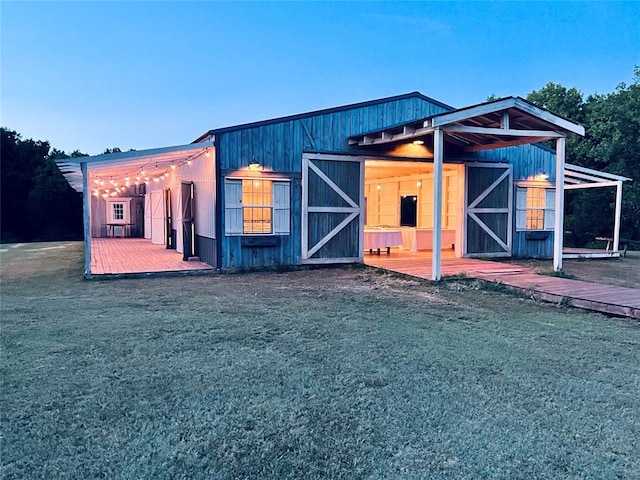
[2,242,639,479]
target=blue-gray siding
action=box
[216,96,449,269]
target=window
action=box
[113,203,124,221]
[516,186,555,231]
[106,198,131,224]
[225,178,290,235]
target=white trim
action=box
[464,163,513,257]
[431,97,585,135]
[307,161,359,209]
[432,128,443,280]
[306,212,359,258]
[301,154,364,263]
[564,181,620,190]
[553,138,565,271]
[565,163,631,182]
[445,125,564,138]
[468,212,509,251]
[468,168,511,209]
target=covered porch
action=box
[91,238,213,275]
[350,96,588,279]
[56,141,216,277]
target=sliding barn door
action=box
[301,155,364,264]
[465,163,512,257]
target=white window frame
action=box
[106,197,132,224]
[515,184,555,231]
[224,178,291,236]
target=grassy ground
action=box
[508,251,640,289]
[2,242,639,479]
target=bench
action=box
[595,237,631,257]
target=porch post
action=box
[553,137,565,271]
[81,162,92,277]
[432,128,443,281]
[613,180,622,252]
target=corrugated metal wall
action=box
[146,150,217,266]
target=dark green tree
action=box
[1,128,83,242]
[527,70,640,246]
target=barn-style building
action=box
[57,92,629,278]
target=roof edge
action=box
[192,91,454,142]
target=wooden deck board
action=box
[91,238,213,275]
[365,249,640,319]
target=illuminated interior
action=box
[364,159,461,252]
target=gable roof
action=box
[192,91,454,143]
[348,96,585,152]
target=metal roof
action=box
[192,91,454,142]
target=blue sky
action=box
[2,1,638,155]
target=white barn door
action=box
[144,194,152,239]
[301,154,364,264]
[150,190,165,245]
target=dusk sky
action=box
[2,1,638,155]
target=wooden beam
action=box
[512,98,585,135]
[81,162,92,277]
[564,182,622,190]
[613,181,623,252]
[501,111,510,129]
[565,163,631,182]
[432,128,443,281]
[445,125,565,138]
[432,98,519,127]
[464,136,551,152]
[431,97,585,135]
[554,138,566,271]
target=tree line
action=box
[1,70,638,247]
[525,67,639,248]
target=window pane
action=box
[113,203,124,220]
[241,180,273,233]
[243,207,272,233]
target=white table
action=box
[364,229,403,254]
[399,228,456,252]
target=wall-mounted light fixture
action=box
[248,155,262,171]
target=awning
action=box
[56,141,214,192]
[348,96,585,153]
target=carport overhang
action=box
[349,96,586,279]
[56,141,215,277]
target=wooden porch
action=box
[90,238,214,275]
[365,249,640,319]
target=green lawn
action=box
[1,242,639,479]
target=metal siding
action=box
[172,150,216,241]
[195,235,216,266]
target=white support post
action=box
[553,138,566,271]
[81,162,92,277]
[432,128,443,281]
[613,181,622,252]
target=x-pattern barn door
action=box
[465,163,513,257]
[301,154,364,264]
